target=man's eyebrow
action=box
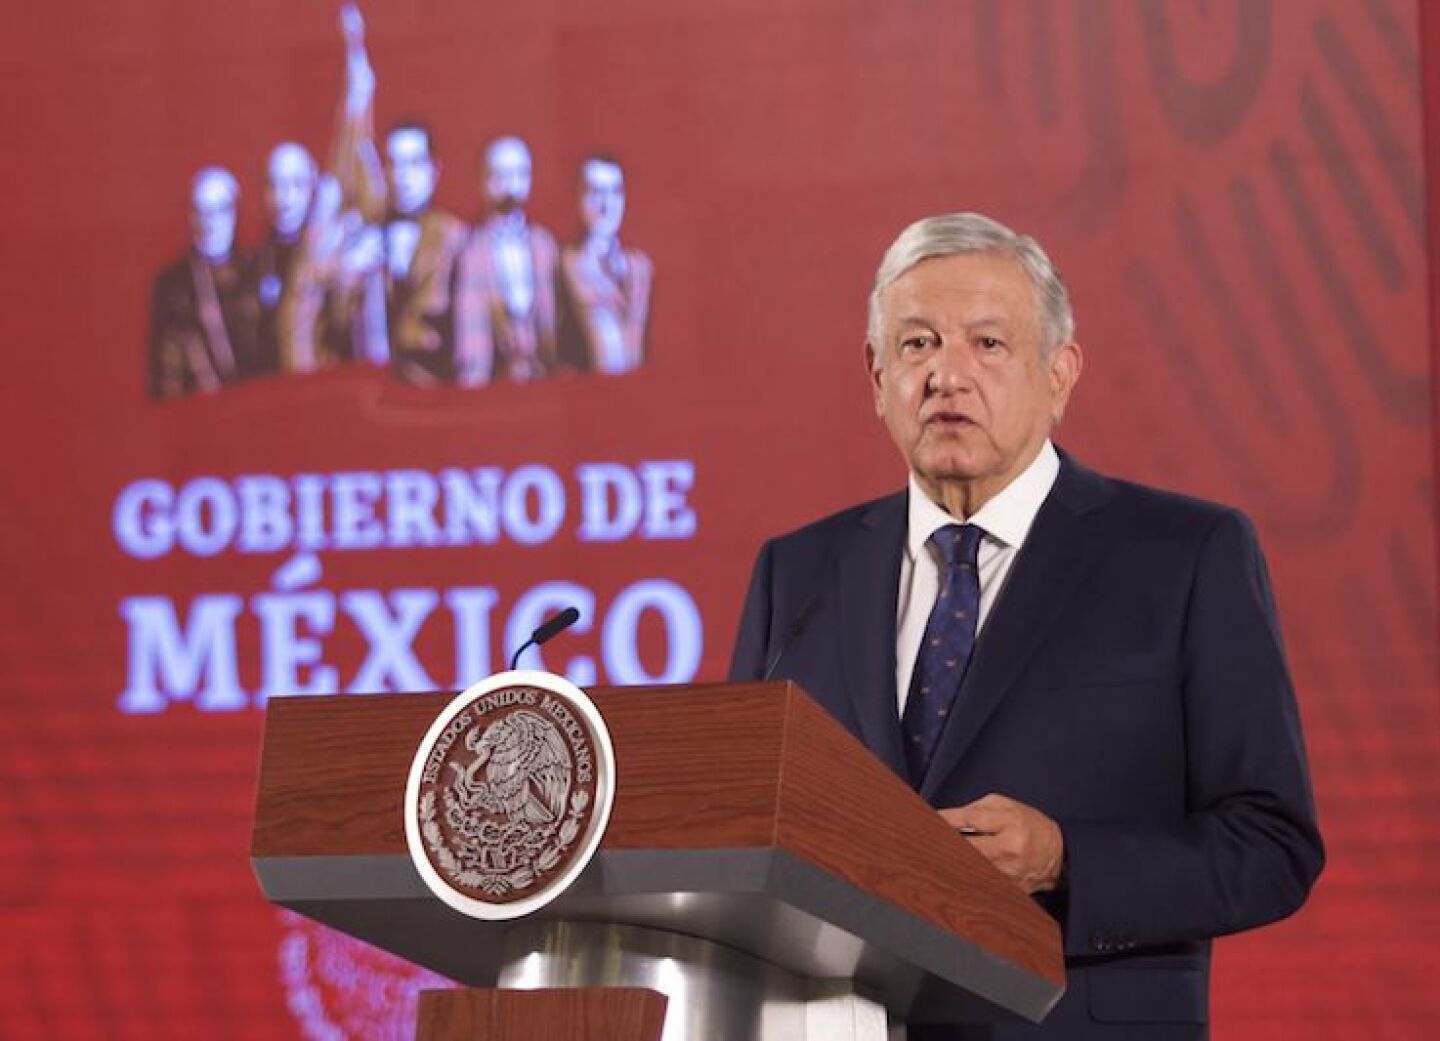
[893,315,1013,330]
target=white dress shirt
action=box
[386,219,421,281]
[492,217,536,317]
[894,440,1060,714]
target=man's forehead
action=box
[193,176,236,209]
[583,162,623,190]
[881,254,1038,321]
[891,312,1016,330]
[895,250,1027,287]
[269,143,314,180]
[388,128,432,162]
[488,138,530,171]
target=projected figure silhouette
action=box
[148,167,260,400]
[455,135,560,385]
[557,155,652,376]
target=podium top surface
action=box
[252,680,1064,1024]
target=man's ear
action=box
[864,340,884,417]
[1048,341,1083,423]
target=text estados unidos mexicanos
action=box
[112,461,704,714]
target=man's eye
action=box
[979,336,1005,351]
[901,336,932,352]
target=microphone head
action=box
[533,606,581,646]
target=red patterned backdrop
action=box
[0,1,1436,1037]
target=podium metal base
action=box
[497,921,904,1041]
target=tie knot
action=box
[930,523,984,568]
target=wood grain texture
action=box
[251,681,1061,988]
[774,690,1064,987]
[252,682,791,856]
[252,690,451,855]
[415,987,666,1041]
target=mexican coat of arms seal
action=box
[403,670,616,920]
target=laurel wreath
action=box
[420,788,591,897]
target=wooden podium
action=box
[251,681,1064,1039]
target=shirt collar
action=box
[486,211,528,237]
[906,439,1061,559]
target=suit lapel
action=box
[837,493,908,778]
[918,456,1112,800]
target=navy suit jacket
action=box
[729,453,1324,1040]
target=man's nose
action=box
[929,339,977,392]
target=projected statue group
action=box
[147,4,652,402]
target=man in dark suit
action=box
[730,212,1323,1039]
[455,136,558,385]
[148,166,260,400]
[250,141,317,378]
[555,155,652,376]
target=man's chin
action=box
[913,465,993,493]
[911,444,993,482]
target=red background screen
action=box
[1,1,1436,1037]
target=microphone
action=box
[762,596,822,681]
[509,606,582,671]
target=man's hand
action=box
[340,4,365,51]
[340,4,375,113]
[940,793,1064,894]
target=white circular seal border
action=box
[402,669,617,921]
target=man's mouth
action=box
[924,410,977,427]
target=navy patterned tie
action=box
[901,523,984,784]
